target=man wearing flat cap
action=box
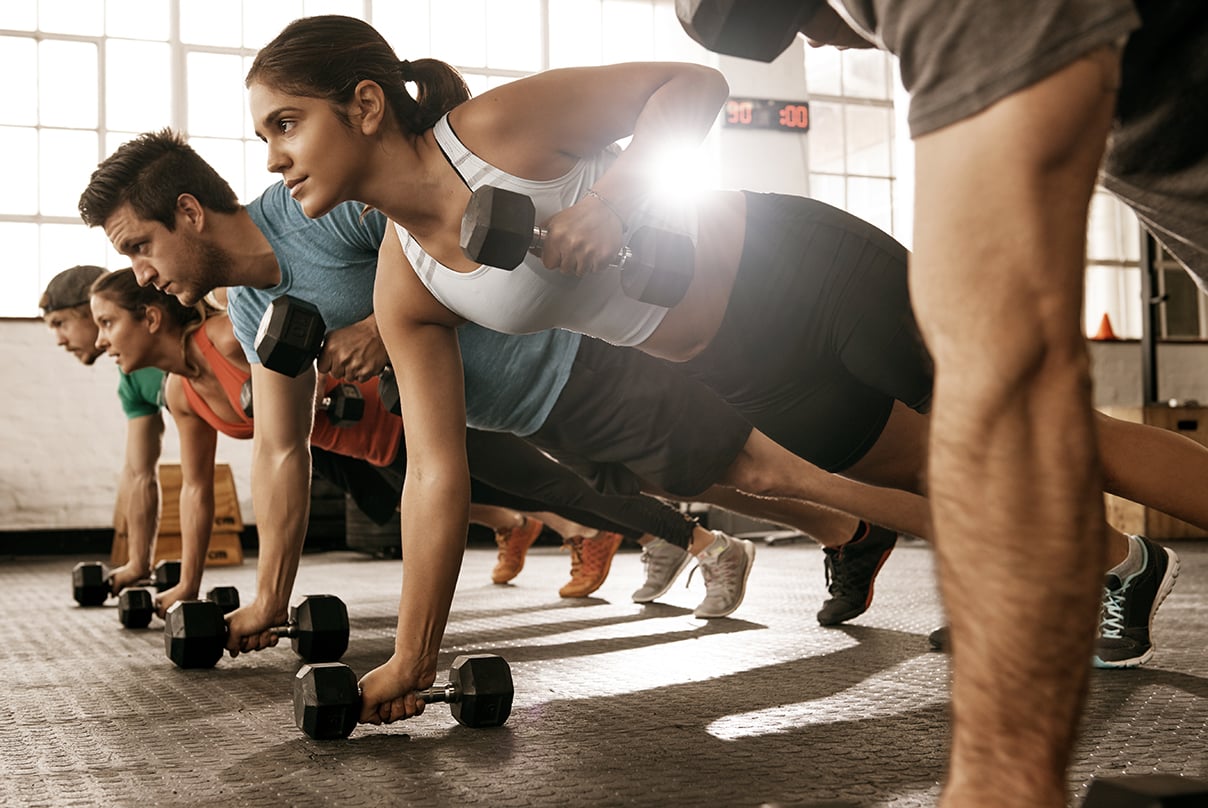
[41,265,167,594]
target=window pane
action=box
[0,37,38,126]
[39,128,98,216]
[432,0,486,67]
[1162,268,1202,338]
[41,223,114,285]
[244,0,303,49]
[187,52,246,138]
[809,173,845,211]
[190,137,247,202]
[373,0,431,60]
[602,0,654,63]
[0,223,40,317]
[847,176,892,234]
[1084,265,1141,339]
[180,0,242,46]
[487,0,541,72]
[550,0,602,68]
[39,39,98,128]
[807,101,844,173]
[1088,191,1141,263]
[805,44,841,96]
[38,0,103,36]
[106,0,170,40]
[0,2,37,30]
[305,0,366,17]
[106,40,172,132]
[0,126,38,214]
[842,48,890,100]
[845,104,891,176]
[654,0,710,63]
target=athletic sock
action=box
[1106,534,1144,580]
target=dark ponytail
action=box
[246,15,470,134]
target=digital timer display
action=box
[723,97,811,133]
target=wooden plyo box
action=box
[110,463,245,567]
[1100,405,1208,540]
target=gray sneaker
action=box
[691,531,756,619]
[632,538,693,604]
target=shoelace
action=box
[686,546,731,591]
[1099,577,1127,639]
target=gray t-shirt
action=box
[229,181,579,435]
[831,0,1208,285]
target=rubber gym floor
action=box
[2,537,1205,807]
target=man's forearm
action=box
[250,443,312,614]
[122,467,160,574]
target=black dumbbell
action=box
[294,654,514,740]
[163,594,349,669]
[675,0,820,62]
[118,584,241,629]
[254,295,327,377]
[239,375,362,426]
[72,559,182,607]
[459,186,695,308]
[1083,774,1208,806]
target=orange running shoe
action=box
[490,517,545,584]
[559,532,625,598]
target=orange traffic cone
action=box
[1091,312,1118,341]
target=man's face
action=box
[44,305,102,365]
[104,201,231,307]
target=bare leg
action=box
[693,484,861,548]
[911,50,1118,808]
[531,510,599,540]
[717,429,934,541]
[1096,412,1208,530]
[468,503,525,533]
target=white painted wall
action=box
[1,319,254,530]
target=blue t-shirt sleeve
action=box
[324,202,387,252]
[226,286,264,364]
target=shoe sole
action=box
[1093,546,1181,670]
[694,539,757,619]
[631,550,694,604]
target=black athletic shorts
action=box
[526,336,753,498]
[676,192,934,472]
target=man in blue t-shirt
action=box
[39,265,168,593]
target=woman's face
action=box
[91,294,156,374]
[249,81,368,219]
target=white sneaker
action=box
[632,538,693,603]
[691,531,756,619]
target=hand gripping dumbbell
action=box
[674,0,822,62]
[293,654,514,740]
[72,559,182,607]
[459,186,695,308]
[118,584,241,630]
[238,376,362,426]
[163,593,350,669]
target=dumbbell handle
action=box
[528,227,632,272]
[347,681,462,712]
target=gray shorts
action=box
[526,337,753,498]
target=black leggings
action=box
[676,192,934,471]
[312,429,697,547]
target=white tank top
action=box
[396,114,695,346]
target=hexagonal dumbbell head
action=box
[1083,774,1208,806]
[294,662,361,740]
[205,586,240,615]
[674,0,820,62]
[118,587,155,629]
[289,595,350,663]
[446,654,514,728]
[254,295,327,377]
[377,369,401,416]
[164,600,226,669]
[621,227,696,308]
[152,560,181,592]
[320,383,365,426]
[72,561,110,606]
[239,379,254,418]
[460,186,537,269]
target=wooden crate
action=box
[110,463,245,567]
[1101,405,1208,540]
